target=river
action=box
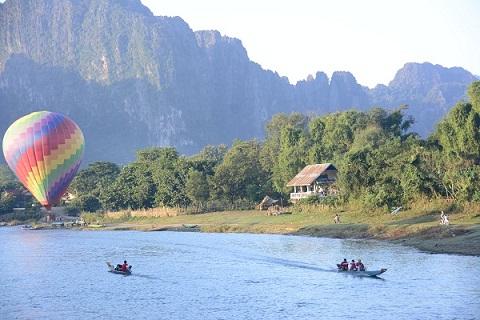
[0,227,478,320]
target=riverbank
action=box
[88,202,480,256]
[5,202,478,255]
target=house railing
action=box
[290,191,323,200]
[290,190,337,200]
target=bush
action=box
[0,208,42,222]
[0,192,16,214]
[71,195,102,212]
[64,205,81,216]
[296,195,322,205]
[295,195,340,208]
[321,196,340,208]
[80,212,103,224]
[361,179,403,210]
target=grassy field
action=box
[92,199,480,256]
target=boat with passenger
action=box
[336,258,386,277]
[337,267,387,277]
[106,261,132,275]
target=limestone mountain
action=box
[370,62,477,133]
[0,0,477,163]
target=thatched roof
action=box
[286,163,336,187]
[258,195,279,207]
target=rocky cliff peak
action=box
[195,30,248,59]
[329,71,369,110]
[389,62,476,91]
[112,0,152,16]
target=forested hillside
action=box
[3,82,477,215]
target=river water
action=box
[0,227,478,320]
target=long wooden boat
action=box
[337,265,387,277]
[106,262,132,275]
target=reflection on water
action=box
[0,227,479,320]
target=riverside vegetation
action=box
[1,82,480,255]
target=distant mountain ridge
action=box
[0,0,477,164]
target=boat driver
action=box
[356,259,365,271]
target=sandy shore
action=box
[294,223,480,256]
[9,208,479,256]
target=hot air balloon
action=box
[2,111,85,219]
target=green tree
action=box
[431,82,480,201]
[213,140,269,203]
[188,145,227,177]
[192,144,228,164]
[0,191,15,214]
[436,101,480,163]
[70,162,120,197]
[308,117,326,163]
[0,165,17,187]
[337,108,426,208]
[272,126,309,194]
[137,147,178,163]
[0,165,33,209]
[186,169,210,211]
[138,148,180,210]
[260,113,308,173]
[309,111,367,163]
[468,81,480,111]
[71,194,102,212]
[102,162,156,210]
[136,148,191,208]
[369,106,414,137]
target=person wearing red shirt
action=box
[338,258,349,271]
[121,260,128,272]
[350,259,358,271]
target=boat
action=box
[106,262,132,275]
[337,265,387,277]
[21,224,34,230]
[88,224,105,228]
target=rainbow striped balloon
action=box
[2,111,85,209]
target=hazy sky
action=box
[142,0,480,87]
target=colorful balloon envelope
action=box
[2,111,85,209]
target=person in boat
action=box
[356,259,365,271]
[350,259,358,271]
[121,260,129,272]
[338,258,349,270]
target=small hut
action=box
[257,196,279,210]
